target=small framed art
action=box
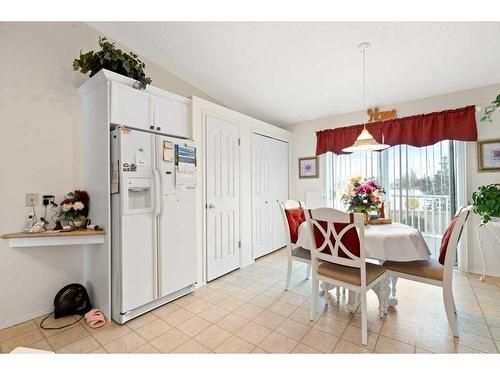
[477,139,500,172]
[298,156,319,179]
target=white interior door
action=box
[271,139,289,249]
[252,134,273,258]
[252,133,289,259]
[206,114,240,281]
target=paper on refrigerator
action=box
[175,144,197,189]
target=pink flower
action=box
[363,184,373,194]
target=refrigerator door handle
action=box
[153,169,162,217]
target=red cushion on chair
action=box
[313,220,360,259]
[438,215,461,265]
[285,208,306,244]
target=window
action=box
[325,140,466,260]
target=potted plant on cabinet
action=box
[73,37,152,89]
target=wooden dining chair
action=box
[306,207,388,346]
[279,200,311,291]
[383,205,472,337]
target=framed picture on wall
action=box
[298,156,319,179]
[477,139,500,172]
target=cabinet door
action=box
[155,97,190,138]
[111,82,153,131]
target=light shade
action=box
[342,128,390,153]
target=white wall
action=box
[191,97,293,284]
[285,84,500,277]
[0,22,218,329]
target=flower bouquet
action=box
[341,177,385,221]
[59,190,90,228]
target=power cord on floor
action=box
[39,312,84,330]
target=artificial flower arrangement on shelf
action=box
[341,176,385,222]
[59,190,90,229]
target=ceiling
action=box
[89,22,500,126]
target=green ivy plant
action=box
[480,94,500,122]
[73,37,152,89]
[472,184,500,224]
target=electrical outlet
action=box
[25,193,42,207]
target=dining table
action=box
[296,221,431,316]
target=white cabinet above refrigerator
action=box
[107,73,191,138]
[110,82,153,131]
[155,97,190,139]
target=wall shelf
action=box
[1,229,105,248]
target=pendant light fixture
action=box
[342,42,390,153]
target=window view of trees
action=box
[394,156,450,196]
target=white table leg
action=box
[346,290,360,313]
[372,277,390,317]
[321,282,335,303]
[387,275,399,307]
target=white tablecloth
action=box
[296,222,430,261]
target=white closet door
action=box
[252,134,273,258]
[271,139,289,250]
[252,134,289,259]
[206,115,240,281]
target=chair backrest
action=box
[441,205,472,277]
[279,200,305,246]
[306,208,367,284]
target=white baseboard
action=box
[0,306,52,330]
[465,265,500,278]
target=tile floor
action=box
[2,248,500,354]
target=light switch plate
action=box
[25,193,42,207]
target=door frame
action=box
[202,109,242,282]
[250,131,290,261]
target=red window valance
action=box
[316,105,478,156]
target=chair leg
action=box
[309,272,319,321]
[285,257,292,291]
[443,287,459,337]
[361,291,368,346]
[335,286,341,302]
[306,264,311,280]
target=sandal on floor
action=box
[84,309,106,328]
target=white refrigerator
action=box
[110,127,197,324]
